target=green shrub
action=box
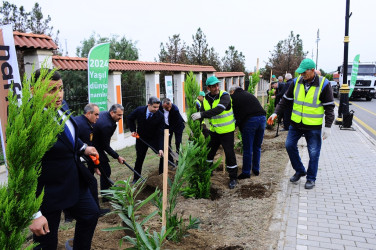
[0,68,67,249]
[248,71,260,95]
[102,178,171,249]
[183,72,220,199]
[153,141,200,242]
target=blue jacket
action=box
[37,101,86,213]
[127,106,164,150]
[159,103,185,134]
[92,111,119,163]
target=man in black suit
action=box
[74,103,110,216]
[159,98,185,165]
[92,104,126,192]
[29,69,99,250]
[127,96,164,182]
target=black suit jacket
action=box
[74,115,94,146]
[127,106,164,150]
[92,111,119,163]
[159,103,185,134]
[37,101,86,213]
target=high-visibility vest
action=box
[203,90,235,134]
[195,99,201,109]
[291,76,325,126]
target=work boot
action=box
[289,172,307,183]
[99,208,111,217]
[238,173,251,179]
[227,166,238,189]
[229,179,237,189]
[252,169,260,176]
[304,180,315,189]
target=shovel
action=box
[81,154,115,186]
[275,119,280,138]
[132,133,177,168]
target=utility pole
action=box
[336,0,351,125]
[316,29,320,70]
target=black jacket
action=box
[37,101,86,212]
[93,111,119,162]
[74,115,94,146]
[231,88,266,131]
[275,82,285,107]
[127,106,164,150]
[159,103,185,133]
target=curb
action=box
[268,159,294,249]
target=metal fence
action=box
[61,71,88,116]
[122,81,146,131]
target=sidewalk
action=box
[277,122,376,249]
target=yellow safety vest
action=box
[203,90,235,134]
[291,76,325,126]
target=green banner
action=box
[88,43,110,111]
[349,54,360,97]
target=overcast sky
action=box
[9,0,376,73]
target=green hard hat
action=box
[206,76,221,86]
[199,91,205,96]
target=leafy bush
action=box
[102,178,171,249]
[183,72,220,199]
[154,141,201,242]
[0,68,66,249]
[265,88,276,129]
[248,71,260,95]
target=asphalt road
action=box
[335,97,376,141]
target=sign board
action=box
[164,75,173,103]
[88,43,110,111]
[0,25,22,166]
[349,54,360,97]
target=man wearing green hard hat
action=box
[191,76,238,189]
[195,91,206,111]
[267,58,334,190]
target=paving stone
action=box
[276,122,376,249]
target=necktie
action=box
[63,123,74,146]
[147,113,152,119]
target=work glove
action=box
[191,112,201,121]
[322,127,331,140]
[267,113,278,125]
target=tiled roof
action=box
[215,72,245,78]
[13,31,58,50]
[52,56,216,72]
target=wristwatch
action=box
[79,143,88,154]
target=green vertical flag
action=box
[349,54,360,97]
[88,43,110,111]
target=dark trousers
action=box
[87,164,99,207]
[33,187,99,250]
[99,160,112,191]
[241,116,266,174]
[207,131,237,178]
[134,139,162,181]
[283,107,292,130]
[168,129,183,163]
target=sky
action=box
[8,0,376,73]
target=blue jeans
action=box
[285,126,322,181]
[241,116,266,174]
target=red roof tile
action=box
[13,31,58,50]
[215,72,245,78]
[52,56,216,72]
